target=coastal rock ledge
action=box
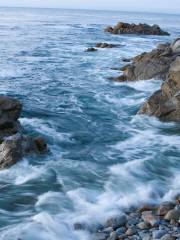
[113,39,180,82]
[105,22,170,36]
[0,96,47,169]
[139,56,180,121]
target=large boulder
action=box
[0,96,47,169]
[105,22,170,36]
[0,96,22,141]
[113,43,178,82]
[139,57,180,121]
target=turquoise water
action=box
[0,7,179,240]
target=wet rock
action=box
[164,209,180,221]
[0,134,23,169]
[116,227,126,235]
[152,230,168,239]
[73,222,86,231]
[108,231,118,240]
[125,226,137,236]
[160,234,176,240]
[122,58,131,62]
[142,211,159,227]
[0,96,48,169]
[171,38,180,53]
[102,227,114,234]
[111,42,176,82]
[85,47,97,52]
[106,215,127,229]
[137,222,150,230]
[0,96,22,141]
[92,232,108,240]
[157,202,175,216]
[138,205,156,213]
[104,22,170,36]
[139,56,180,121]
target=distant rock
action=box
[105,22,170,36]
[0,96,47,169]
[95,43,119,48]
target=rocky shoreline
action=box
[91,197,180,240]
[0,96,47,169]
[80,27,180,239]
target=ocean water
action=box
[0,7,180,240]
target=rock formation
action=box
[0,96,47,169]
[139,56,180,121]
[105,22,170,36]
[112,42,179,82]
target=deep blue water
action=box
[0,7,180,240]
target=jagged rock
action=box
[0,96,47,169]
[105,22,170,36]
[139,57,180,121]
[112,43,177,82]
[0,96,22,141]
[0,134,23,169]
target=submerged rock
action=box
[139,56,180,121]
[105,22,170,36]
[106,215,127,229]
[0,96,47,169]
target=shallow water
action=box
[0,7,180,240]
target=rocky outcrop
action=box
[0,96,22,142]
[0,96,47,169]
[139,56,180,121]
[105,22,170,36]
[112,42,180,82]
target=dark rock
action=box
[105,22,170,36]
[122,58,131,63]
[95,43,119,48]
[106,215,127,229]
[0,96,22,141]
[73,222,85,230]
[116,227,126,235]
[85,47,97,52]
[125,226,137,236]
